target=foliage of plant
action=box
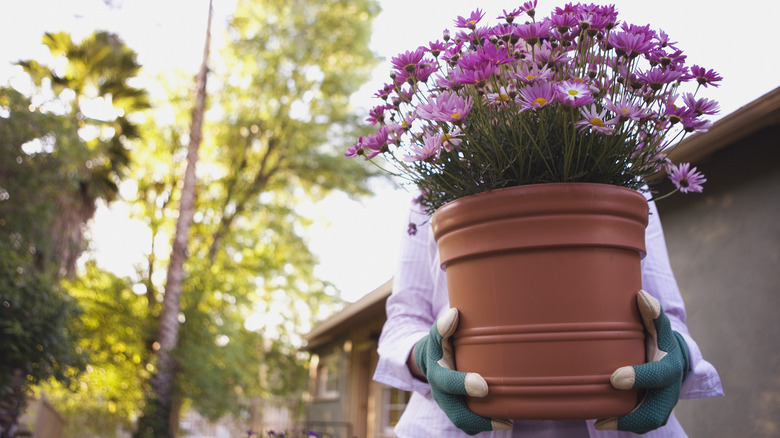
[0,29,146,436]
[130,0,382,429]
[0,236,84,392]
[35,263,151,438]
[347,2,718,212]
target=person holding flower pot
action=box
[351,3,724,436]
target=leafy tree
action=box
[12,30,149,278]
[0,30,147,436]
[133,0,381,434]
[0,235,83,438]
[137,3,215,436]
[37,263,151,438]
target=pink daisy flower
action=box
[604,97,647,121]
[556,80,595,107]
[667,162,706,193]
[682,93,720,116]
[454,9,485,29]
[415,91,473,123]
[486,86,512,106]
[404,132,443,162]
[688,65,723,88]
[575,105,616,134]
[518,81,557,111]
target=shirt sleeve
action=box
[373,203,436,396]
[641,198,724,399]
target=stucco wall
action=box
[657,127,780,437]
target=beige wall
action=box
[658,128,780,437]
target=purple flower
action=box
[413,59,439,83]
[682,93,720,116]
[391,48,425,74]
[367,104,389,125]
[441,126,463,152]
[345,136,370,159]
[515,20,551,45]
[497,7,523,23]
[556,80,595,107]
[575,105,616,134]
[688,65,723,88]
[425,40,447,58]
[454,9,485,29]
[549,11,579,33]
[664,96,696,126]
[373,83,394,101]
[637,66,684,91]
[415,91,473,123]
[518,81,557,111]
[452,60,497,86]
[405,132,443,162]
[656,29,678,49]
[511,63,554,84]
[345,127,389,160]
[667,162,706,193]
[474,41,515,66]
[486,86,512,106]
[604,97,647,121]
[609,30,656,59]
[681,117,712,133]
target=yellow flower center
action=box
[532,97,548,106]
[497,93,509,102]
[451,112,461,120]
[621,108,629,114]
[568,89,580,96]
[589,117,605,127]
[525,74,535,80]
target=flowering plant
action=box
[346,2,719,212]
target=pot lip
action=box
[431,182,649,239]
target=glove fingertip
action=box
[437,308,460,338]
[637,290,662,324]
[594,418,618,431]
[610,366,636,390]
[464,372,488,397]
[491,419,512,431]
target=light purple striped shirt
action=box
[373,195,723,437]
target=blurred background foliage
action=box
[0,0,381,435]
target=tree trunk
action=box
[142,2,212,436]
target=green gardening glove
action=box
[596,290,691,434]
[413,308,512,435]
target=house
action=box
[657,86,780,437]
[303,87,780,438]
[303,279,409,438]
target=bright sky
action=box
[2,0,779,302]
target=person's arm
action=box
[373,205,437,395]
[596,198,723,433]
[374,202,510,435]
[639,198,724,399]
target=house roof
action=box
[302,278,393,350]
[668,86,780,163]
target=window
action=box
[315,353,341,399]
[381,386,411,434]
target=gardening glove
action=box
[413,308,512,435]
[595,290,690,434]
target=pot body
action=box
[431,183,649,420]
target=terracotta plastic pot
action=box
[431,183,649,420]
